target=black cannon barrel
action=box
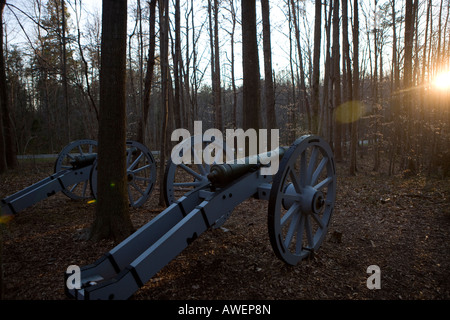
[207,147,287,187]
[69,146,137,169]
[70,153,97,169]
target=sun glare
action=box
[432,71,450,90]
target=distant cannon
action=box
[0,140,157,216]
[66,134,336,300]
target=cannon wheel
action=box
[268,135,336,265]
[54,139,98,200]
[90,140,157,207]
[163,135,234,207]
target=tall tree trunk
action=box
[372,0,380,171]
[404,0,414,169]
[213,0,222,131]
[242,0,261,132]
[332,0,342,161]
[207,0,222,130]
[0,0,7,173]
[173,0,183,129]
[191,0,198,122]
[61,0,70,143]
[261,0,276,132]
[319,0,333,141]
[228,0,237,127]
[158,0,170,206]
[350,0,359,175]
[136,0,157,146]
[90,0,133,242]
[0,0,17,169]
[342,0,352,161]
[290,0,311,132]
[311,0,322,134]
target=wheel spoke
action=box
[134,176,151,182]
[314,176,332,191]
[289,169,302,193]
[280,202,300,227]
[311,157,328,186]
[126,148,133,167]
[304,216,314,247]
[179,163,204,181]
[129,152,144,170]
[284,211,300,248]
[295,214,306,254]
[299,151,307,187]
[311,212,324,229]
[130,181,145,196]
[132,164,151,174]
[306,147,319,185]
[191,146,207,176]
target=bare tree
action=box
[0,0,17,170]
[290,0,311,131]
[350,0,359,175]
[332,0,342,161]
[158,0,170,206]
[90,0,133,242]
[136,0,157,145]
[208,0,222,131]
[311,0,322,134]
[261,0,276,132]
[242,0,261,132]
[0,0,7,174]
[403,0,414,169]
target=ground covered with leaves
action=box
[1,156,449,300]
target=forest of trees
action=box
[1,0,449,179]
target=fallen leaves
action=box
[0,159,449,300]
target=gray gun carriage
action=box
[0,139,157,215]
[0,134,336,300]
[65,134,336,300]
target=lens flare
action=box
[0,214,14,224]
[433,71,450,90]
[335,101,365,124]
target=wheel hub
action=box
[282,183,324,215]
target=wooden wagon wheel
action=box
[163,135,235,206]
[90,140,156,207]
[268,135,336,265]
[54,139,98,200]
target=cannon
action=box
[0,139,157,216]
[65,134,336,300]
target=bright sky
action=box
[3,0,306,87]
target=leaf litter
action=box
[0,158,449,300]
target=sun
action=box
[432,70,450,90]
